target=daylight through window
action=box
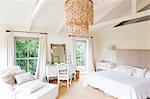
[15,38,39,75]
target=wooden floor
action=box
[56,76,114,99]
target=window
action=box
[75,40,86,66]
[15,38,39,75]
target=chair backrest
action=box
[57,63,69,76]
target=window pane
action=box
[29,59,37,75]
[75,40,86,66]
[16,40,28,58]
[15,38,39,75]
[16,59,28,71]
[28,40,39,57]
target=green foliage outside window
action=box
[75,40,86,66]
[16,39,39,75]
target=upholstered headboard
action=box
[116,49,150,69]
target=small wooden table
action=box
[76,70,80,80]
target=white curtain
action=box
[70,37,76,65]
[35,35,48,80]
[84,37,95,87]
[0,33,14,69]
[86,37,95,73]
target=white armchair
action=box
[0,66,58,99]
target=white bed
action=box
[86,70,150,99]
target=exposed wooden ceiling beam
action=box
[56,20,65,34]
[94,0,125,24]
[110,0,148,30]
[131,0,137,15]
[55,0,122,34]
[137,0,150,11]
[28,0,48,31]
[92,9,150,29]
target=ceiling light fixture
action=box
[65,0,94,36]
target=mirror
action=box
[51,44,66,64]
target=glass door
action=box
[75,40,87,74]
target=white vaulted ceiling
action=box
[0,0,150,33]
[31,0,64,31]
[0,0,37,27]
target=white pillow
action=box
[114,65,134,75]
[145,71,150,79]
[14,70,26,75]
[14,72,35,85]
[0,72,15,85]
[133,68,147,78]
[22,82,45,93]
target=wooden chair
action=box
[57,63,72,90]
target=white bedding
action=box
[86,70,150,99]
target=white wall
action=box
[0,26,7,67]
[47,33,71,63]
[148,21,150,48]
[98,20,150,63]
[0,25,100,67]
[1,20,149,66]
[91,32,101,64]
[47,32,100,65]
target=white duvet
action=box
[86,70,150,99]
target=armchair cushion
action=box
[22,82,45,93]
[14,72,35,85]
[0,66,21,85]
[0,71,15,85]
[0,82,14,92]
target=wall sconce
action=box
[110,45,117,50]
[110,45,117,63]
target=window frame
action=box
[75,39,87,67]
[14,37,39,74]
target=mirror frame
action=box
[51,44,66,64]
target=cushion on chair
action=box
[0,82,14,92]
[22,82,45,93]
[15,82,58,99]
[0,67,25,86]
[14,70,26,75]
[0,71,15,85]
[14,72,35,85]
